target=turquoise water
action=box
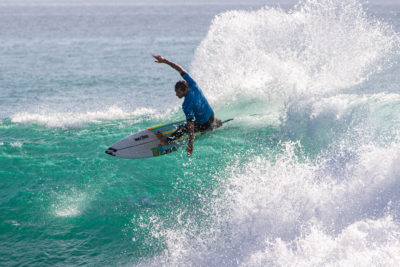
[2,0,400,266]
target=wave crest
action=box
[10,106,172,128]
[191,0,399,106]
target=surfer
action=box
[152,55,216,156]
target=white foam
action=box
[310,93,400,120]
[53,190,88,217]
[245,216,400,266]
[191,0,399,107]
[137,0,400,264]
[141,139,400,266]
[278,91,400,152]
[10,141,23,147]
[10,106,173,128]
[55,205,81,217]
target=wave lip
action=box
[191,0,400,106]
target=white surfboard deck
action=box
[105,118,230,159]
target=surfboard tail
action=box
[222,118,234,124]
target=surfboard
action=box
[105,118,233,159]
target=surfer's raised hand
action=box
[152,55,186,75]
[152,55,166,63]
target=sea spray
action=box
[144,138,400,266]
[142,0,400,265]
[192,0,399,107]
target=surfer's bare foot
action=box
[156,131,169,145]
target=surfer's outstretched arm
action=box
[152,55,186,75]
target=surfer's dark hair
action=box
[175,80,188,91]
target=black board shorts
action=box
[167,113,215,143]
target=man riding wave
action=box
[152,55,217,156]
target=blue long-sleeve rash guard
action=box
[181,73,213,124]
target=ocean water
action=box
[1,0,400,266]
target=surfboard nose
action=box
[105,147,117,156]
